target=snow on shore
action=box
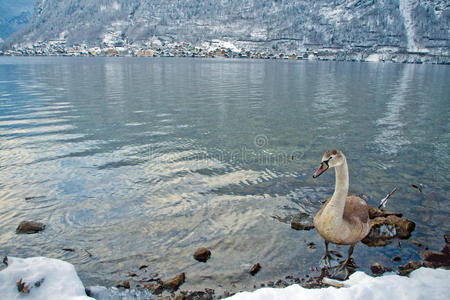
[0,256,93,300]
[228,267,450,300]
[1,256,449,300]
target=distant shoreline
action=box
[1,41,449,65]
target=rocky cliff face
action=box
[6,0,450,56]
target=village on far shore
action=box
[1,38,448,64]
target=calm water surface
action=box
[0,57,449,293]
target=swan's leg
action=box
[342,244,354,266]
[321,240,331,267]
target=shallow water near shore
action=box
[0,57,449,295]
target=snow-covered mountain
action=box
[5,0,450,57]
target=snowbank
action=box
[228,268,450,300]
[0,256,93,300]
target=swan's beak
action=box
[312,161,329,178]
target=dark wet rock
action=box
[267,281,274,287]
[175,290,214,300]
[398,261,422,276]
[194,248,211,263]
[368,207,402,218]
[421,236,450,269]
[392,256,402,262]
[128,272,137,277]
[291,213,314,231]
[162,273,185,292]
[275,279,289,288]
[249,263,261,276]
[62,247,75,252]
[362,212,415,247]
[144,282,164,295]
[371,263,392,276]
[422,250,450,268]
[139,264,148,270]
[16,221,46,234]
[3,256,8,266]
[116,280,130,289]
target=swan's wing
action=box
[343,195,369,225]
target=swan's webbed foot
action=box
[324,244,357,281]
[320,253,332,268]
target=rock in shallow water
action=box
[290,213,314,231]
[362,207,415,247]
[398,261,422,276]
[163,272,185,292]
[16,221,46,234]
[371,263,392,276]
[249,263,261,276]
[421,235,450,269]
[194,248,211,263]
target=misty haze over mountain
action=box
[0,0,36,43]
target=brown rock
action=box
[362,214,415,246]
[442,234,450,255]
[398,261,422,276]
[144,283,163,295]
[421,237,450,270]
[368,207,402,219]
[249,263,261,276]
[162,273,185,292]
[194,248,211,263]
[116,280,130,289]
[386,215,415,239]
[16,221,46,234]
[371,263,392,276]
[291,213,314,231]
[392,256,402,262]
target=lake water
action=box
[0,57,449,295]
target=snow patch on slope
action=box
[398,0,419,51]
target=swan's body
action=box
[312,149,370,267]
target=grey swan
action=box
[312,149,370,270]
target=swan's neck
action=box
[328,156,349,217]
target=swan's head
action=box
[312,149,345,178]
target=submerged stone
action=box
[291,213,314,231]
[16,221,46,234]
